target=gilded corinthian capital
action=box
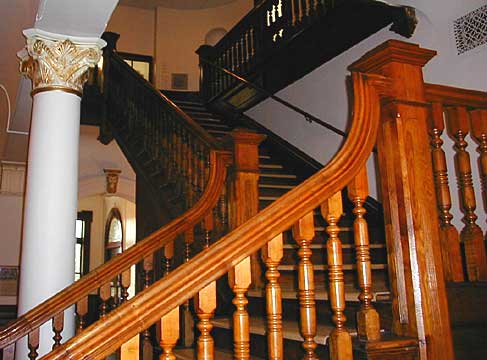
[19,29,106,96]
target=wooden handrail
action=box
[43,71,386,359]
[108,52,223,150]
[0,149,231,350]
[425,83,487,109]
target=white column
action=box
[16,28,104,358]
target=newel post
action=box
[350,40,454,360]
[227,128,267,286]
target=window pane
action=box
[75,243,82,274]
[108,218,123,243]
[132,61,150,81]
[75,219,84,239]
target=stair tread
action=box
[212,316,357,344]
[278,263,387,271]
[247,287,391,302]
[174,348,264,359]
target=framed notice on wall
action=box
[0,266,19,297]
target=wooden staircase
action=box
[168,94,392,357]
[1,40,487,360]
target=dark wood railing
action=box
[198,0,343,102]
[104,48,224,214]
[197,0,416,108]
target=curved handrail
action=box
[0,149,232,350]
[43,71,386,359]
[107,52,223,150]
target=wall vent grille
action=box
[453,5,487,55]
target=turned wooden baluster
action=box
[262,233,284,360]
[229,257,252,360]
[76,296,88,333]
[446,106,487,280]
[291,212,318,359]
[52,312,64,349]
[99,282,111,318]
[164,241,174,276]
[203,213,214,247]
[159,246,179,360]
[159,307,179,360]
[195,281,217,360]
[28,328,40,360]
[321,191,352,360]
[195,216,217,359]
[218,186,228,236]
[181,229,195,347]
[469,108,487,274]
[142,255,154,354]
[120,268,131,302]
[429,102,464,282]
[347,167,381,340]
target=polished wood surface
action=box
[428,102,464,282]
[227,129,266,359]
[348,167,381,341]
[261,233,284,360]
[446,106,487,281]
[195,281,217,360]
[322,192,353,360]
[0,150,231,351]
[41,71,382,359]
[52,313,64,349]
[350,40,454,360]
[159,307,179,360]
[28,327,39,360]
[291,212,318,359]
[470,109,487,245]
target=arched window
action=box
[105,208,123,262]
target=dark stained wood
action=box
[354,335,418,360]
[350,40,454,360]
[199,0,416,111]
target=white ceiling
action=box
[34,0,119,37]
[119,0,239,10]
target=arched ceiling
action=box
[119,0,240,10]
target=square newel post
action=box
[227,128,267,289]
[350,40,454,360]
[226,128,266,359]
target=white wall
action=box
[246,0,487,231]
[0,162,25,304]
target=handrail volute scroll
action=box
[0,149,232,351]
[42,71,384,359]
